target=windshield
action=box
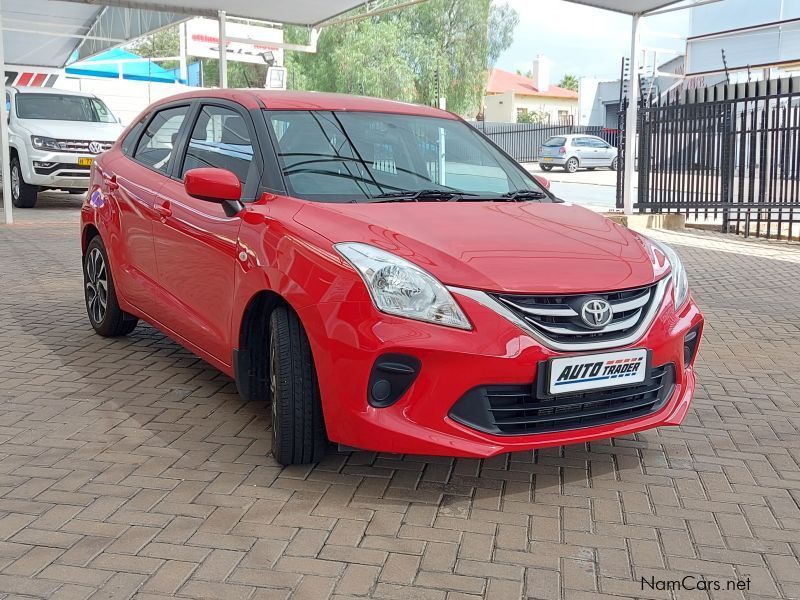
[16,94,117,123]
[542,136,566,147]
[266,110,550,202]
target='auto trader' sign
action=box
[185,18,284,66]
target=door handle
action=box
[103,174,119,191]
[154,201,172,219]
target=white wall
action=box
[57,76,193,125]
[484,91,515,122]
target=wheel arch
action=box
[82,224,101,254]
[234,289,290,402]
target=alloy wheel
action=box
[10,164,19,200]
[85,247,108,324]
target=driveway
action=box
[0,204,799,599]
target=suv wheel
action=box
[10,157,39,208]
[83,236,139,337]
[564,157,579,173]
[269,306,327,465]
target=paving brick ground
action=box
[1,198,799,599]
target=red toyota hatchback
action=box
[81,90,703,465]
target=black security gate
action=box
[473,121,619,163]
[619,77,800,242]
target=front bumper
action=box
[25,149,95,188]
[298,286,703,458]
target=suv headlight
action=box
[31,136,61,151]
[652,240,689,309]
[335,242,472,330]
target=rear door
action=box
[151,100,259,364]
[103,104,191,316]
[571,137,593,166]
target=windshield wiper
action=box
[499,189,548,201]
[371,189,478,202]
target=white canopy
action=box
[564,0,689,15]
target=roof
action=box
[486,69,578,99]
[0,0,370,69]
[7,85,97,97]
[557,0,686,15]
[142,89,461,119]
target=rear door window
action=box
[133,105,190,174]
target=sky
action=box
[495,0,692,83]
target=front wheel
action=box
[610,157,619,171]
[269,306,327,465]
[83,236,138,337]
[10,157,39,208]
[564,157,579,173]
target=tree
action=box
[287,0,518,116]
[559,74,579,92]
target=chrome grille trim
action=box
[449,276,671,352]
[47,139,114,154]
[533,311,640,336]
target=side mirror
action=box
[184,168,244,217]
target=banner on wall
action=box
[185,18,284,66]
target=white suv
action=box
[6,87,124,208]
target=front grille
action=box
[449,364,675,436]
[47,139,113,154]
[492,281,663,347]
[33,162,91,175]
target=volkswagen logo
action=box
[580,298,613,328]
[88,141,104,154]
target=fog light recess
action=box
[684,324,702,366]
[367,354,421,408]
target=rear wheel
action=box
[564,157,579,173]
[540,164,553,172]
[269,306,327,465]
[10,157,38,208]
[83,236,138,337]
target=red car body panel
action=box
[82,90,703,458]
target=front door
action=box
[151,102,258,365]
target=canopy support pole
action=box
[0,0,13,225]
[623,13,641,216]
[218,10,227,88]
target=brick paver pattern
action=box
[1,211,799,599]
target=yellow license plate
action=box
[78,157,93,166]
[543,157,553,162]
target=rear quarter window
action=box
[120,120,145,156]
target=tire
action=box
[10,157,39,208]
[269,306,327,465]
[610,157,619,171]
[68,189,85,195]
[540,164,553,172]
[83,236,138,337]
[564,157,579,173]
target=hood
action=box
[294,201,664,294]
[18,119,123,141]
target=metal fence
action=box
[472,121,620,163]
[622,76,800,242]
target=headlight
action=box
[335,242,472,330]
[31,136,61,151]
[652,240,689,309]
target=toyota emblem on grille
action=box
[580,298,613,328]
[88,142,103,154]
